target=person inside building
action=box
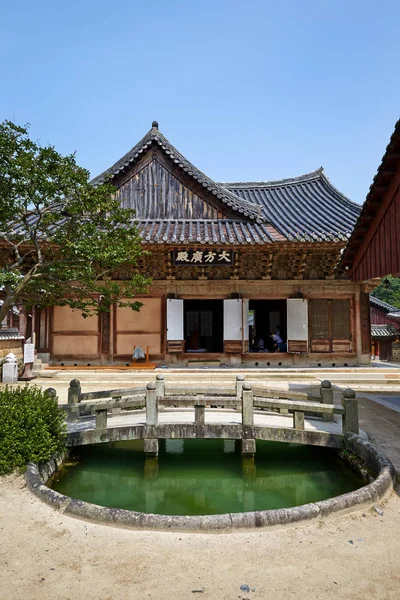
[270,329,287,353]
[254,336,266,352]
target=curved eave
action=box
[134,219,350,246]
[340,118,400,270]
[223,169,360,241]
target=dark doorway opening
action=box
[184,300,223,353]
[248,300,287,352]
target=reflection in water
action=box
[51,439,364,516]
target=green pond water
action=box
[51,440,365,515]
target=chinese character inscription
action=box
[173,249,234,266]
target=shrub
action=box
[0,385,66,475]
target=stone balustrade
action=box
[59,375,358,456]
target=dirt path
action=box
[0,475,399,600]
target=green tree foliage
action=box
[0,386,66,474]
[0,121,150,321]
[370,276,400,309]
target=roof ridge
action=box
[134,218,264,223]
[219,168,324,189]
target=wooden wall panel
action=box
[117,333,161,355]
[52,335,99,356]
[116,159,222,220]
[353,184,400,280]
[53,306,98,332]
[115,298,162,356]
[116,299,161,332]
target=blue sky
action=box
[1,0,399,203]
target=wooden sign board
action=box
[173,249,234,266]
[23,343,35,364]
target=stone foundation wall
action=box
[392,342,400,362]
[0,339,23,362]
[25,433,396,531]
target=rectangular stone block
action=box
[293,411,305,430]
[195,404,205,426]
[2,363,18,384]
[144,438,159,456]
[241,438,256,456]
[95,409,107,430]
[242,389,254,426]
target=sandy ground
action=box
[1,474,399,600]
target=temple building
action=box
[36,121,371,366]
[370,297,400,361]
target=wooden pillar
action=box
[18,305,27,339]
[354,291,363,363]
[100,310,111,364]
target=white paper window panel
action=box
[223,299,242,340]
[166,299,184,341]
[287,298,308,341]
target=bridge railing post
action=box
[195,395,205,426]
[67,379,81,421]
[156,374,165,406]
[342,388,359,435]
[293,411,305,430]
[95,408,107,430]
[242,383,254,427]
[320,380,334,422]
[236,375,245,400]
[146,382,158,426]
[44,387,58,404]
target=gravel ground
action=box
[0,475,399,600]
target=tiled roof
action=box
[371,324,399,338]
[0,327,24,340]
[92,123,361,239]
[222,169,361,242]
[369,296,400,313]
[137,219,282,245]
[340,119,400,271]
[92,122,263,222]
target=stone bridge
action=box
[50,375,359,456]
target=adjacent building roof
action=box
[222,169,360,242]
[369,295,400,316]
[369,296,399,312]
[340,119,400,277]
[371,324,399,338]
[0,327,23,340]
[93,122,361,243]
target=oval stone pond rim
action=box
[25,433,396,531]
